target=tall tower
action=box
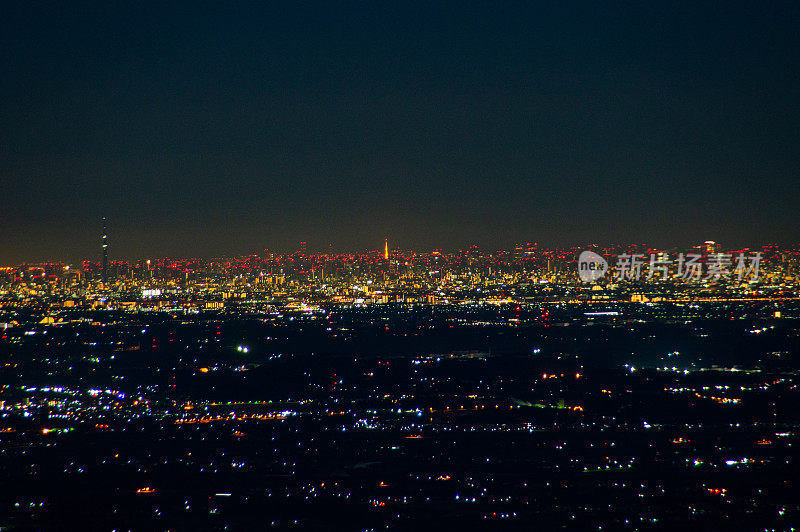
[101,217,109,283]
[384,238,389,261]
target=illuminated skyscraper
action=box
[702,241,718,254]
[384,238,389,261]
[101,217,108,283]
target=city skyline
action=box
[3,229,795,267]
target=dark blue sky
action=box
[2,2,799,262]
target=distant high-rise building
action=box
[384,238,389,261]
[701,241,718,254]
[299,241,307,256]
[101,217,109,283]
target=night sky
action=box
[2,2,799,263]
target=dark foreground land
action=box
[2,302,800,530]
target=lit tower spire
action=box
[384,238,389,261]
[101,217,108,283]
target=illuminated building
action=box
[701,241,718,254]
